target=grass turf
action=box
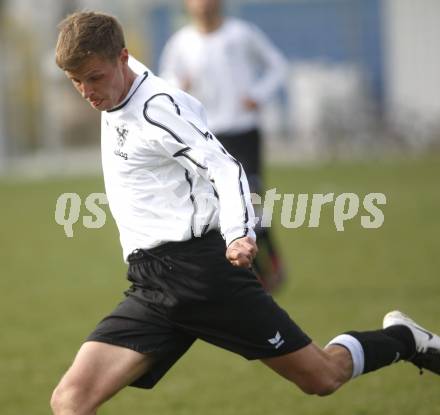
[1,155,439,414]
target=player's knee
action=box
[313,379,339,397]
[50,383,77,414]
[50,381,95,414]
[50,385,66,414]
[297,374,340,397]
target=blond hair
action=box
[55,11,125,71]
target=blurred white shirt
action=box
[159,18,287,135]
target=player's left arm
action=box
[143,94,257,252]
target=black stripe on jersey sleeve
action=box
[232,159,249,237]
[144,93,184,140]
[217,148,250,236]
[184,169,196,238]
[209,179,219,199]
[188,121,213,141]
[173,147,207,170]
[143,93,208,170]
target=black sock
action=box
[383,325,416,357]
[347,325,416,374]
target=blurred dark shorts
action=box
[216,128,262,193]
[86,231,311,389]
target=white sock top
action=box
[326,334,365,378]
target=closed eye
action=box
[89,74,104,82]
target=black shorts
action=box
[87,231,311,389]
[216,128,262,193]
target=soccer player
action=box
[51,11,440,415]
[159,0,287,291]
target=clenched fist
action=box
[226,236,258,268]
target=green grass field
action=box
[1,156,439,414]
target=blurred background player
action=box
[159,0,287,292]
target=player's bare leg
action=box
[262,342,353,396]
[50,341,153,415]
[262,311,440,396]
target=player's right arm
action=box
[226,236,258,268]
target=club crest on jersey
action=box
[115,124,129,147]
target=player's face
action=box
[185,0,222,20]
[65,49,129,111]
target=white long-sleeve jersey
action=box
[159,18,287,135]
[101,68,256,261]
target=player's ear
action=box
[119,48,129,65]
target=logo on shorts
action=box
[268,331,285,349]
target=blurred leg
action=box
[252,227,286,292]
